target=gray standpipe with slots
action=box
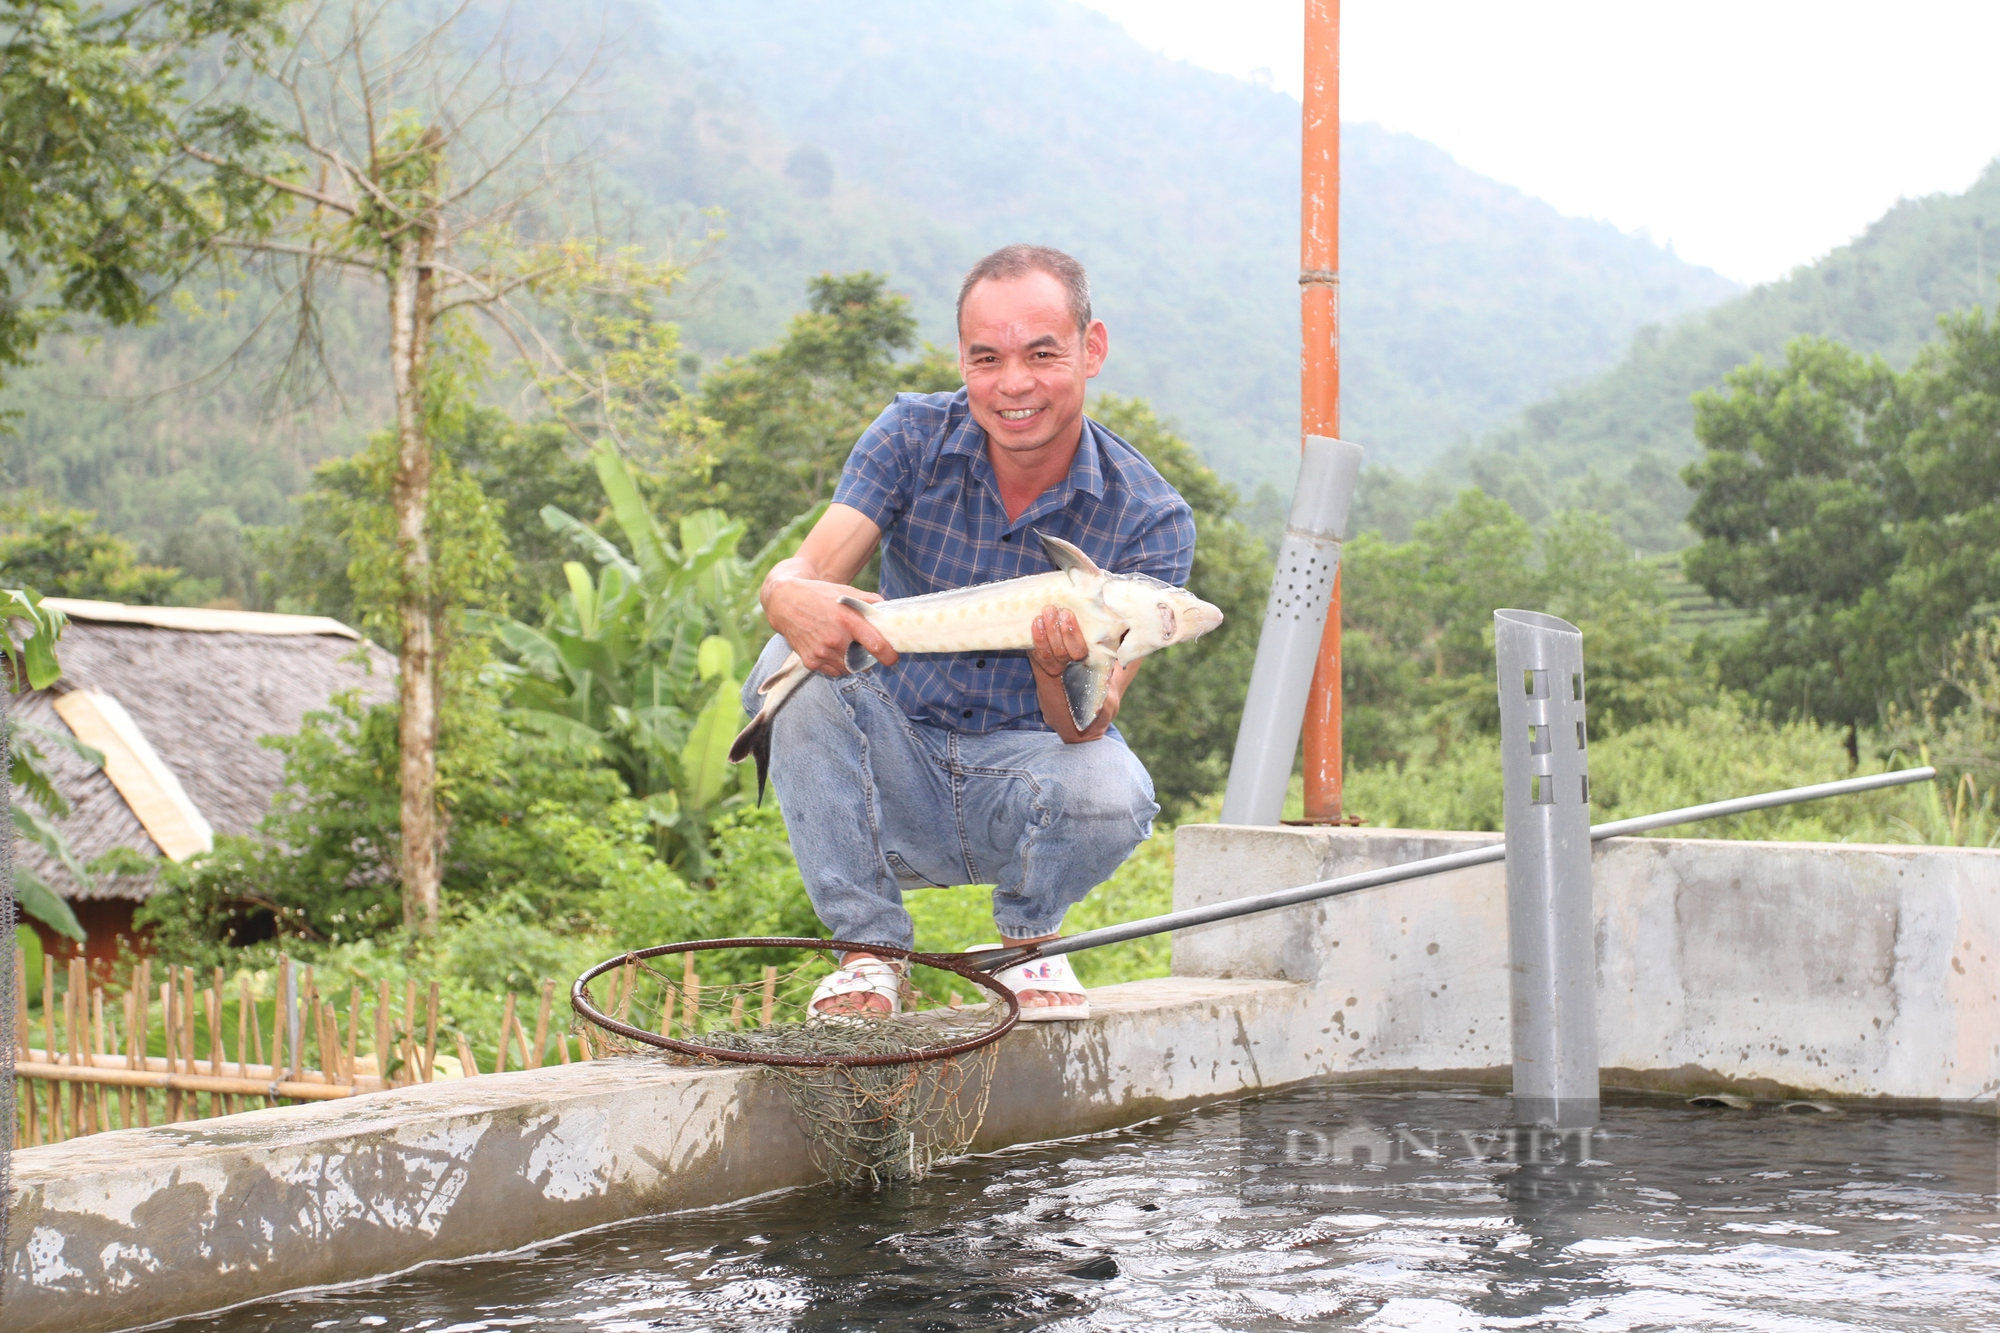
[1494,609,1599,1128]
[1219,435,1364,826]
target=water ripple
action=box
[164,1087,1999,1333]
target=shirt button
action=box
[962,709,974,719]
[976,659,986,668]
[1001,532,1013,542]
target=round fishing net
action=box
[571,939,1017,1187]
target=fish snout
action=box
[1180,599,1225,640]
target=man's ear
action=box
[1083,319,1108,378]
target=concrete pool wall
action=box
[1172,826,2000,1103]
[2,976,1313,1333]
[7,826,1996,1331]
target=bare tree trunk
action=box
[389,219,441,932]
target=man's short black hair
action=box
[956,244,1092,335]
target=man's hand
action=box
[763,577,898,676]
[760,503,899,677]
[1029,606,1140,743]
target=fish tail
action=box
[726,705,765,767]
[729,654,805,804]
[728,711,773,805]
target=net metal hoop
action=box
[570,938,1021,1068]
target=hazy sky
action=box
[1076,0,2000,285]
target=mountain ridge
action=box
[1396,159,2000,551]
[646,0,1738,483]
[0,0,1738,547]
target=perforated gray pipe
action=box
[1219,435,1364,826]
[1494,609,1599,1129]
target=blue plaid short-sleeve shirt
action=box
[831,387,1196,734]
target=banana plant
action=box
[475,443,823,876]
[4,590,91,941]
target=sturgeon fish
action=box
[729,531,1224,799]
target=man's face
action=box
[958,272,1108,464]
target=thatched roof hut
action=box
[9,599,394,951]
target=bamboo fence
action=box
[13,954,593,1146]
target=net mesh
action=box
[575,944,1007,1187]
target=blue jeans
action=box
[743,635,1159,950]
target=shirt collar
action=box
[942,397,1108,531]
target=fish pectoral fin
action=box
[756,653,803,697]
[836,595,876,617]
[1061,649,1118,733]
[1035,530,1103,581]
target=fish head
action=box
[1102,574,1225,663]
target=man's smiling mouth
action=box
[998,407,1041,421]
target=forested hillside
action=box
[0,0,1734,552]
[1362,161,2000,551]
[646,0,1736,481]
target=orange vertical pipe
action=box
[1300,0,1348,822]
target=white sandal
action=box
[809,956,905,1018]
[967,946,1091,1022]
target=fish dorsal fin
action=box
[1035,530,1103,581]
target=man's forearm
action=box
[760,554,822,611]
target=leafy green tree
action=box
[1341,490,1701,771]
[1537,509,1710,733]
[198,5,686,932]
[684,272,960,548]
[261,410,603,625]
[478,444,818,876]
[1684,315,2000,735]
[244,393,525,929]
[0,0,282,392]
[450,420,602,616]
[158,510,263,608]
[1341,491,1540,765]
[0,494,180,602]
[273,411,515,698]
[1087,397,1271,816]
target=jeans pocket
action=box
[884,852,951,888]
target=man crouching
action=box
[745,244,1195,1019]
